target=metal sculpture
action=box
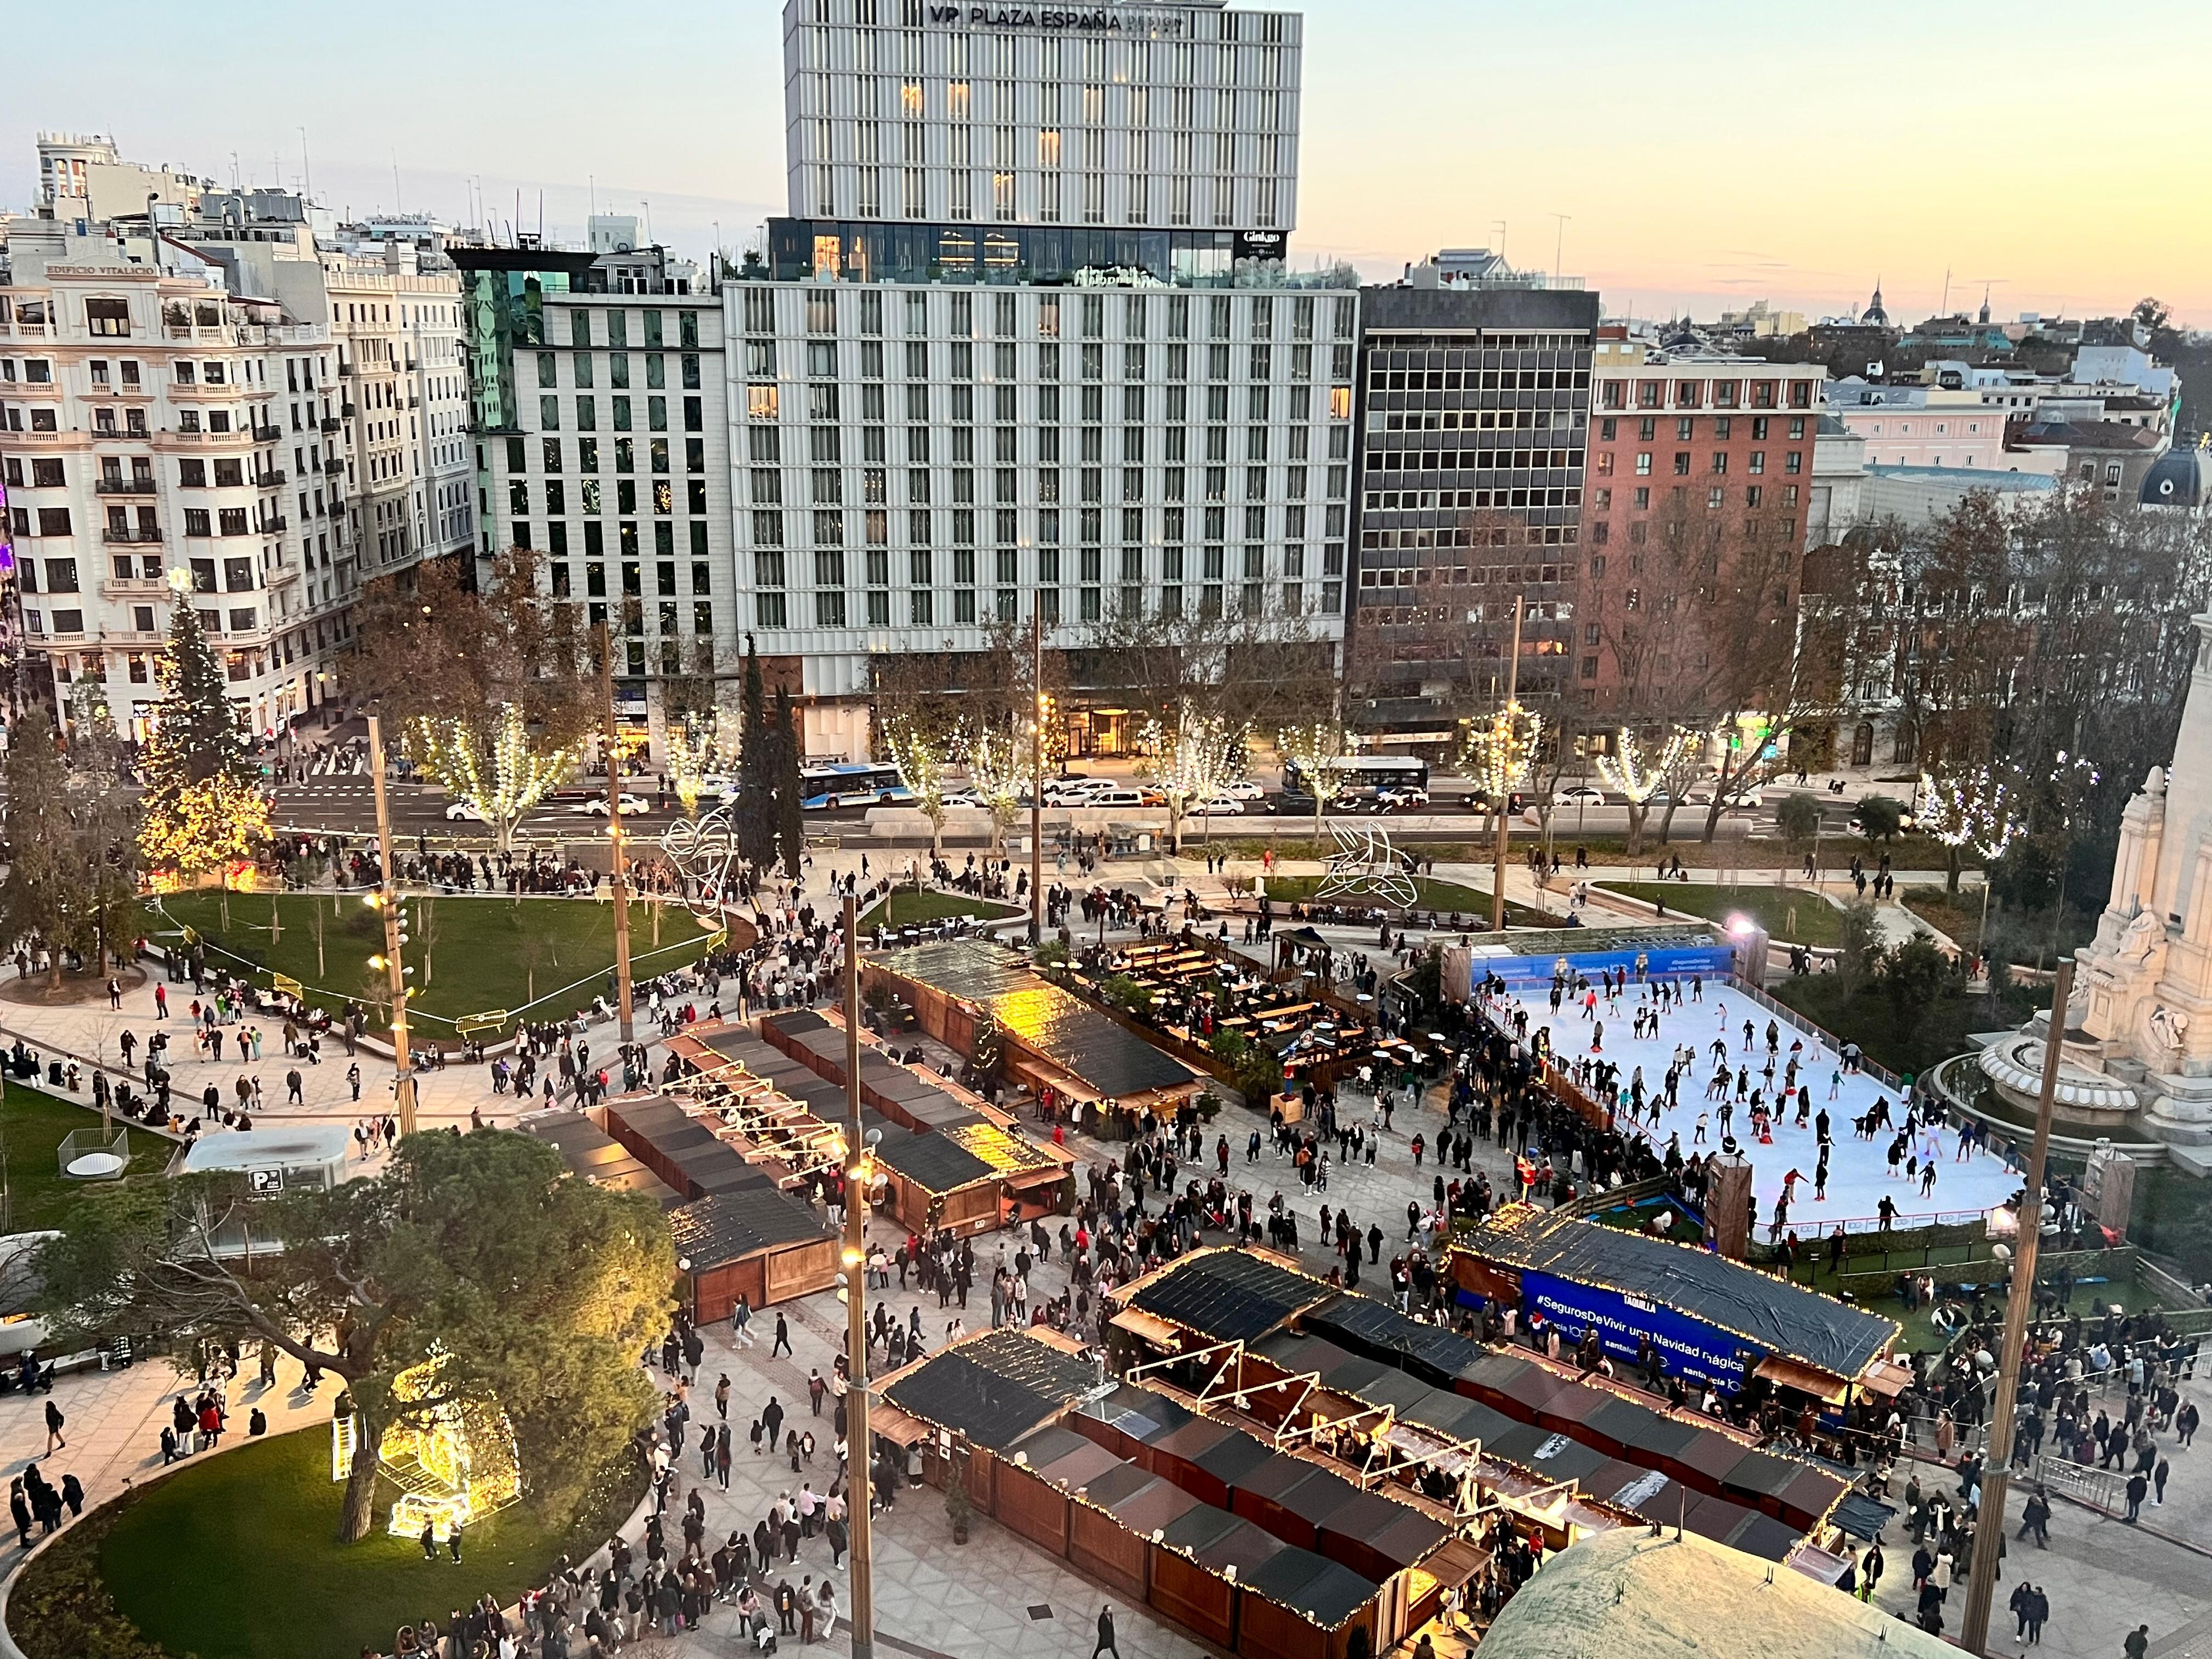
[1314,820,1420,909]
[657,805,743,925]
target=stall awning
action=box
[1859,1357,1914,1398]
[1752,1353,1851,1407]
[1109,1307,1184,1349]
[868,1401,934,1448]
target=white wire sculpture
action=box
[1314,820,1420,909]
[657,806,743,926]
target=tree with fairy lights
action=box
[882,714,959,864]
[1921,763,2020,900]
[664,706,741,820]
[408,706,577,855]
[1277,720,1353,857]
[1597,724,1703,857]
[964,723,1029,855]
[1458,700,1544,821]
[1140,700,1249,855]
[138,575,269,894]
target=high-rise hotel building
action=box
[731,0,1358,758]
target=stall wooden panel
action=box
[1237,1594,1374,1659]
[1148,1548,1237,1648]
[990,1461,1072,1555]
[690,1256,765,1325]
[764,1238,839,1303]
[1069,1502,1150,1598]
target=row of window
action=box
[1594,450,1803,478]
[738,285,1355,343]
[1587,485,1802,513]
[505,435,708,477]
[1598,416,1809,443]
[746,502,1348,546]
[509,478,710,516]
[741,336,1347,386]
[753,580,1336,631]
[547,310,702,351]
[513,521,712,562]
[1598,379,1818,411]
[535,394,704,434]
[535,352,702,391]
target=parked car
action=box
[1080,787,1151,810]
[1188,795,1246,816]
[583,792,650,816]
[1220,778,1267,801]
[1553,783,1607,808]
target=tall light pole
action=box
[1491,596,1525,933]
[1959,957,2072,1654]
[365,709,417,1136]
[839,890,877,1659]
[597,624,635,1043]
[1029,606,1045,945]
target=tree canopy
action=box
[38,1129,671,1540]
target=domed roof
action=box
[2139,444,2211,511]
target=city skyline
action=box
[6,0,2211,326]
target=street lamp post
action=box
[839,890,877,1659]
[1490,596,1525,933]
[597,624,635,1044]
[365,708,417,1137]
[1958,959,2072,1654]
[1030,606,1044,946]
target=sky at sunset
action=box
[8,0,2210,326]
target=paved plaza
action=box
[0,851,2200,1659]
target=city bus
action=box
[798,763,912,810]
[1280,753,1431,806]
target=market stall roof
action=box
[1187,1513,1288,1578]
[1006,1424,1092,1471]
[878,938,1198,1100]
[1302,1293,1480,1385]
[524,1110,680,1205]
[1324,1490,1448,1569]
[1474,1525,1958,1659]
[1035,1439,1126,1492]
[1241,1545,1379,1630]
[665,1187,832,1265]
[1080,1460,1160,1510]
[1109,1474,1204,1537]
[1078,1383,1195,1451]
[869,1124,997,1194]
[881,1329,1097,1452]
[1585,1397,1703,1464]
[1457,1204,1898,1381]
[1190,1426,1278,1490]
[1122,1247,1336,1345]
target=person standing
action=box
[2126,1625,2152,1659]
[2125,1470,2148,1522]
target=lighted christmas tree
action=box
[138,579,269,883]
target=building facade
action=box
[1574,335,1825,715]
[1345,279,1598,739]
[714,0,1355,760]
[461,243,732,733]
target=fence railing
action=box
[1728,971,1907,1092]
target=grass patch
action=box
[1770,973,2046,1082]
[1257,874,1561,928]
[1559,831,1961,872]
[1594,881,1843,947]
[156,893,716,1040]
[1899,889,1986,954]
[860,888,1022,929]
[39,1426,647,1659]
[0,1081,163,1233]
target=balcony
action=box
[323,458,346,477]
[319,416,342,433]
[341,402,357,417]
[103,527,164,545]
[261,516,289,533]
[95,477,157,496]
[1,321,50,338]
[159,428,255,448]
[101,577,170,600]
[266,565,302,591]
[252,423,282,443]
[337,362,357,377]
[408,395,420,409]
[255,468,288,488]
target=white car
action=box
[1553,784,1607,807]
[443,800,484,822]
[584,792,650,816]
[1047,778,1110,804]
[940,791,983,808]
[1188,795,1246,816]
[1220,778,1267,801]
[1372,786,1430,812]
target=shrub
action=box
[1855,794,1905,842]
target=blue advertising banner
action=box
[1519,1268,1764,1395]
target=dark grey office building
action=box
[1347,280,1600,733]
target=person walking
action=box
[2018,1486,2051,1547]
[42,1400,64,1454]
[772,1312,793,1358]
[2126,1625,2152,1659]
[1092,1604,1122,1659]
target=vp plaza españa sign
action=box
[929,5,1195,34]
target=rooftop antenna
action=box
[1493,219,1508,262]
[1940,264,1951,316]
[299,127,312,203]
[538,189,544,244]
[1550,212,1571,286]
[392,152,403,214]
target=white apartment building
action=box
[732,0,1354,759]
[1821,379,2016,471]
[0,264,341,736]
[0,144,472,736]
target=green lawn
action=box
[1770,972,2046,1083]
[1595,881,1843,947]
[67,1428,643,1659]
[1258,874,1562,928]
[860,888,1022,930]
[158,892,717,1038]
[0,1082,162,1234]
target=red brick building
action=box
[1575,332,1825,714]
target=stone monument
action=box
[1979,611,2212,1154]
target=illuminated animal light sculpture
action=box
[1314,820,1420,909]
[330,1356,521,1542]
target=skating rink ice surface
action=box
[1483,979,2022,1232]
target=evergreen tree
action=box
[145,596,257,793]
[775,686,805,879]
[736,637,776,871]
[0,709,83,982]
